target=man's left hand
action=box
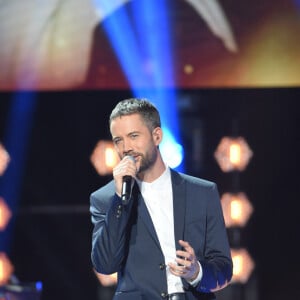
[168,240,200,281]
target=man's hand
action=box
[113,156,137,197]
[168,240,200,282]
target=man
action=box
[90,98,232,300]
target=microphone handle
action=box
[121,175,132,205]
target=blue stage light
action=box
[0,94,36,252]
[160,127,184,169]
[93,0,148,87]
[131,0,174,87]
[93,0,184,171]
[35,281,43,291]
[134,89,184,171]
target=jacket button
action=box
[159,263,166,270]
[161,292,167,298]
[116,204,123,218]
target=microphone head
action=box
[125,155,135,163]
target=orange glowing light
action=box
[0,144,10,176]
[230,200,242,221]
[0,252,14,286]
[221,193,253,228]
[90,140,119,176]
[214,137,253,172]
[231,248,255,284]
[229,143,241,165]
[105,147,118,168]
[0,197,12,231]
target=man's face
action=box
[110,113,161,174]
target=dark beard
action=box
[138,149,157,174]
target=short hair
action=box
[109,98,161,131]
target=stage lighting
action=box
[95,0,184,170]
[214,137,253,172]
[160,141,184,169]
[90,140,119,175]
[0,197,12,231]
[0,252,14,286]
[231,248,255,284]
[221,192,253,228]
[184,64,194,75]
[160,127,184,169]
[0,143,10,176]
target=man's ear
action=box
[152,127,163,145]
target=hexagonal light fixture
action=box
[0,197,12,231]
[214,136,253,172]
[0,143,10,176]
[221,192,253,228]
[90,140,119,176]
[231,248,255,284]
[0,252,14,286]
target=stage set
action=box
[0,1,299,299]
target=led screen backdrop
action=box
[0,0,299,91]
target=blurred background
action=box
[0,0,299,299]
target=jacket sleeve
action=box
[196,183,233,293]
[90,187,135,274]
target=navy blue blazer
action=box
[90,169,232,300]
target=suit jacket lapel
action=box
[171,170,186,251]
[135,184,161,249]
[134,170,186,253]
[171,170,189,289]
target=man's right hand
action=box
[113,156,137,197]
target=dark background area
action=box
[0,87,299,299]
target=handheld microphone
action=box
[121,156,135,205]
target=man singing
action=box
[90,98,232,300]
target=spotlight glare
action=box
[0,197,12,231]
[233,254,243,276]
[94,0,183,170]
[221,192,253,228]
[105,147,118,168]
[162,143,183,169]
[0,143,10,176]
[230,199,242,221]
[229,143,241,165]
[0,252,14,286]
[214,137,253,172]
[91,140,119,175]
[231,248,255,284]
[35,281,43,291]
[160,127,184,169]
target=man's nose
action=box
[122,138,133,155]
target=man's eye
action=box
[131,134,138,139]
[114,139,121,145]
